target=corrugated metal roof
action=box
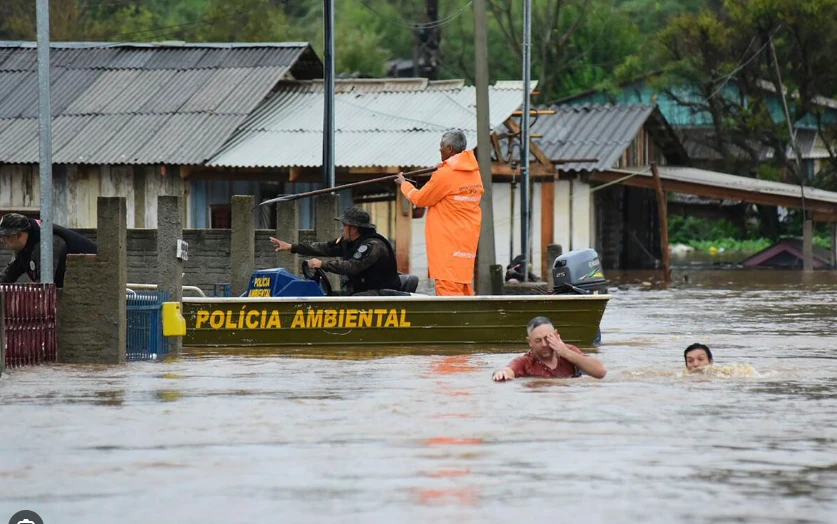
[102,48,154,69]
[137,69,215,114]
[208,80,528,168]
[0,71,30,110]
[215,66,290,115]
[651,166,837,206]
[54,114,134,163]
[131,113,247,165]
[81,113,171,164]
[0,119,35,161]
[99,69,175,114]
[63,69,142,115]
[0,71,36,118]
[523,104,657,172]
[0,42,318,164]
[141,48,209,69]
[0,49,37,71]
[50,69,102,115]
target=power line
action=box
[702,26,782,103]
[358,0,473,30]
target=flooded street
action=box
[2,270,837,523]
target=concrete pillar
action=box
[275,200,299,273]
[230,195,255,296]
[803,219,814,272]
[157,196,183,354]
[314,194,340,241]
[59,197,127,364]
[546,243,563,289]
[314,194,340,291]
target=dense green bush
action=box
[669,215,833,252]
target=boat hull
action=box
[182,294,610,348]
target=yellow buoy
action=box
[162,302,186,337]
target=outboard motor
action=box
[552,248,607,295]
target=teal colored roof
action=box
[559,81,837,130]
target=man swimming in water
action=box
[492,316,607,381]
[684,343,714,372]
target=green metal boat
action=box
[181,294,610,348]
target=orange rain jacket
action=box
[400,150,484,284]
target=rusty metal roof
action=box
[208,79,529,168]
[0,42,320,165]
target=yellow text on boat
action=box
[193,307,411,330]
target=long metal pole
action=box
[473,0,496,294]
[323,0,335,188]
[36,0,53,283]
[520,0,532,281]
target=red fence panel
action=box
[1,283,57,369]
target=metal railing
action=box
[126,291,169,361]
[126,283,206,297]
[1,283,57,370]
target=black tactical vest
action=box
[340,231,401,292]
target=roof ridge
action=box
[0,42,310,49]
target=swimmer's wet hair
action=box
[527,316,554,335]
[684,343,713,362]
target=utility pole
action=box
[520,0,532,281]
[36,0,53,283]
[473,0,496,294]
[323,0,335,188]
[418,0,440,79]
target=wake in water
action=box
[679,363,777,379]
[622,364,778,380]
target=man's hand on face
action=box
[492,369,514,381]
[546,332,572,358]
[394,172,405,186]
[308,258,323,269]
[270,237,292,252]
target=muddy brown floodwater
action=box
[1,269,836,523]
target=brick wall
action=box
[67,228,318,295]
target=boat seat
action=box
[399,274,420,293]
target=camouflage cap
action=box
[0,213,32,236]
[334,206,376,229]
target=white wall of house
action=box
[570,179,595,251]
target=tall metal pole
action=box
[36,0,53,283]
[323,0,336,188]
[473,0,496,294]
[520,0,532,281]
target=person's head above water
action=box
[684,343,714,371]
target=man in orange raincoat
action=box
[395,130,484,296]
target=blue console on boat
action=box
[246,268,325,297]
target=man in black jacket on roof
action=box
[0,213,98,288]
[270,206,407,296]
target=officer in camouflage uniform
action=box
[270,206,406,296]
